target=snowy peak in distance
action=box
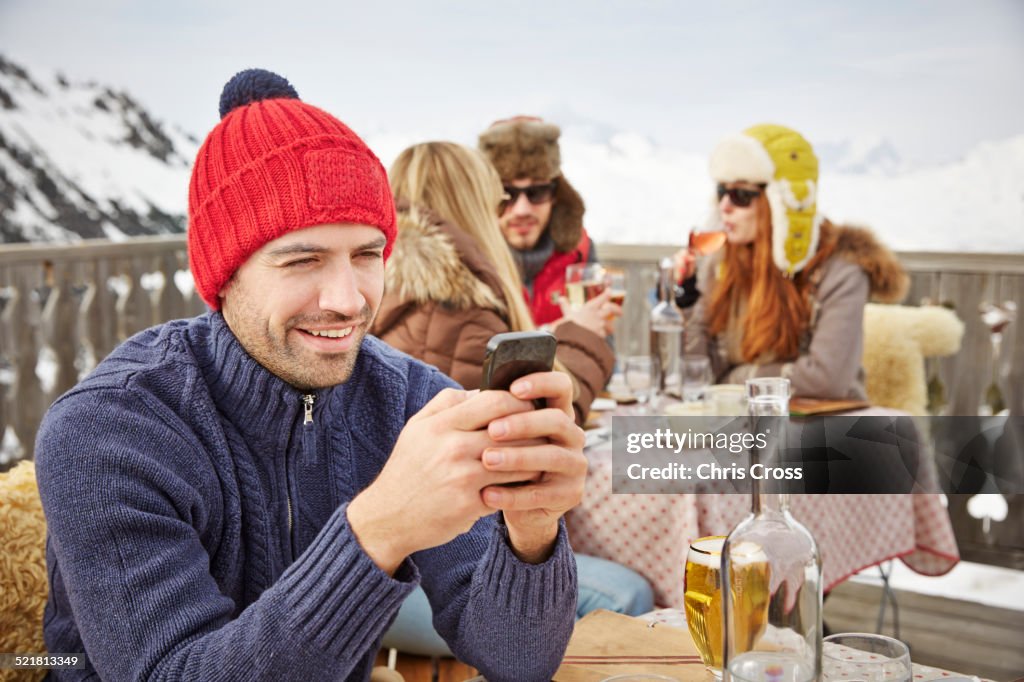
[817,135,903,175]
[0,54,197,243]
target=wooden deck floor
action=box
[824,579,1024,681]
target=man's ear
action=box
[218,273,237,304]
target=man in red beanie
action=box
[34,69,583,682]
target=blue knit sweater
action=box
[34,313,576,681]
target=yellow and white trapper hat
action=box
[709,123,821,275]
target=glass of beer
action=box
[565,263,607,308]
[604,268,627,319]
[685,536,770,678]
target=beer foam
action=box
[688,536,724,567]
[729,541,768,565]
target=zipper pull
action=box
[303,394,315,425]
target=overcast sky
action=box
[2,0,1022,166]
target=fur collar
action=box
[828,222,908,303]
[383,206,507,313]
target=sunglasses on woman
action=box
[499,181,558,212]
[716,183,766,208]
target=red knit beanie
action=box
[187,69,396,310]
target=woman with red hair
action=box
[679,124,908,399]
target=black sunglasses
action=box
[716,183,766,208]
[500,181,557,212]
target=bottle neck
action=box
[658,260,674,303]
[751,489,790,514]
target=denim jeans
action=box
[381,553,654,657]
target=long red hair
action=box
[706,195,836,362]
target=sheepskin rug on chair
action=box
[0,460,48,679]
[862,303,965,415]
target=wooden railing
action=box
[0,237,206,464]
[2,237,1022,568]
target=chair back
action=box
[862,303,964,414]
[0,460,48,666]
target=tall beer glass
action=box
[685,536,770,678]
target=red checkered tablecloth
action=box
[566,407,960,608]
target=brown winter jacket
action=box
[372,206,615,424]
[685,222,908,400]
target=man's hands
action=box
[346,371,585,573]
[479,371,586,562]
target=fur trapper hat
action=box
[710,123,820,275]
[478,116,585,253]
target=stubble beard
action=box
[224,296,374,391]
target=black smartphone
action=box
[481,331,557,396]
[482,331,557,487]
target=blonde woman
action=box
[374,141,653,658]
[374,141,616,424]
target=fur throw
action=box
[384,207,506,313]
[0,460,48,678]
[829,222,909,303]
[478,118,585,253]
[862,303,964,414]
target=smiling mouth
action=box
[301,327,354,339]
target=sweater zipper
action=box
[287,394,316,541]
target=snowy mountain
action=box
[2,55,1021,253]
[0,55,196,243]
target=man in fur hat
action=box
[479,117,618,331]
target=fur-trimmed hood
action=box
[478,117,585,253]
[376,206,507,330]
[827,221,908,303]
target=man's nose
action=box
[511,192,534,214]
[319,265,366,317]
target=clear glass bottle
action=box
[648,257,684,401]
[722,378,822,682]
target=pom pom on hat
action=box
[218,68,299,119]
[188,68,396,310]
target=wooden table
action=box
[552,610,989,682]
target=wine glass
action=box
[565,263,607,309]
[681,355,712,404]
[625,356,655,412]
[746,377,791,416]
[604,268,627,321]
[822,633,911,682]
[689,225,727,257]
